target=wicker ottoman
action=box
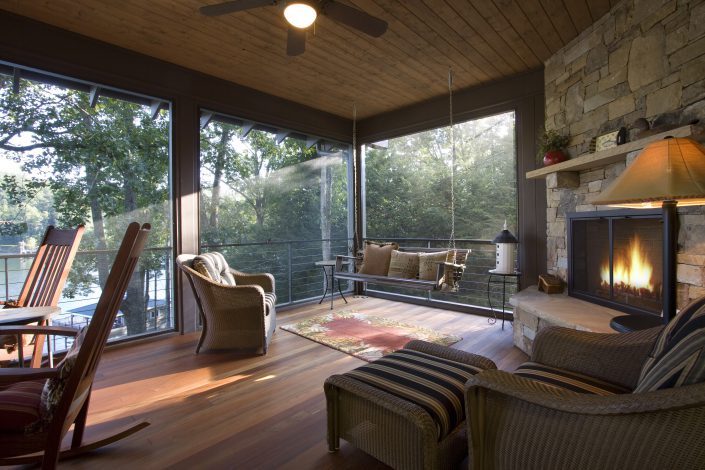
[324,340,497,470]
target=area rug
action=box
[280,311,462,362]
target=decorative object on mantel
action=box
[492,220,518,274]
[525,124,700,180]
[590,127,627,153]
[537,274,564,294]
[538,129,570,166]
[593,137,705,330]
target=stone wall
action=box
[544,0,705,307]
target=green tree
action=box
[0,74,170,335]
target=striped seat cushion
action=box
[0,379,46,432]
[635,296,705,392]
[193,252,236,286]
[514,362,630,395]
[343,348,484,440]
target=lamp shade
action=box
[592,137,705,208]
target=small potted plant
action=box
[538,130,570,166]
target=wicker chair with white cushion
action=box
[176,253,276,354]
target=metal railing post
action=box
[288,242,293,304]
[4,258,8,301]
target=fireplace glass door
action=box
[569,210,663,316]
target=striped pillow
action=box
[193,252,236,286]
[343,348,483,440]
[635,297,705,392]
[0,379,45,432]
[515,362,629,395]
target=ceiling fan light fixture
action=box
[284,2,317,29]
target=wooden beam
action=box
[275,131,290,144]
[241,121,255,137]
[89,85,100,108]
[306,137,319,149]
[199,112,213,131]
[12,68,20,94]
[150,100,162,120]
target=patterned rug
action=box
[280,311,462,362]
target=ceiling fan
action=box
[200,0,388,56]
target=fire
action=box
[601,235,656,295]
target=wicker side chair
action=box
[465,315,705,470]
[176,253,276,354]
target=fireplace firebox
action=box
[568,209,668,318]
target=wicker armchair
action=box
[176,254,276,354]
[464,325,705,470]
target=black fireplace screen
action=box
[568,209,664,316]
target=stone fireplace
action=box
[511,0,705,355]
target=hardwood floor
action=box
[59,297,527,469]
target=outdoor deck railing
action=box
[201,237,518,314]
[0,246,174,353]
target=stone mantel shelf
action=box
[526,124,699,180]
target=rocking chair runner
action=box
[0,222,150,469]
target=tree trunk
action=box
[85,165,110,287]
[209,126,231,229]
[121,181,148,336]
[320,163,332,261]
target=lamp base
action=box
[610,314,664,333]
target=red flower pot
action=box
[543,150,567,166]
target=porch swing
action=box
[335,69,469,292]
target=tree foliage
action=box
[0,74,170,335]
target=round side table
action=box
[315,260,349,310]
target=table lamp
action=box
[592,137,705,326]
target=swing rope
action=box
[352,103,359,257]
[443,67,467,292]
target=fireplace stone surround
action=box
[509,0,705,352]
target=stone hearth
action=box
[510,286,622,355]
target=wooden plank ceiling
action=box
[0,0,615,119]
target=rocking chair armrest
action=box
[0,325,80,337]
[0,367,59,385]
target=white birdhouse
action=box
[492,221,518,274]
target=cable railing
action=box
[201,237,518,315]
[361,237,518,314]
[201,238,353,306]
[0,246,174,353]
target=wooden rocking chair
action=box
[0,222,150,469]
[1,225,84,367]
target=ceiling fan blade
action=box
[287,28,306,56]
[199,0,275,16]
[322,0,388,37]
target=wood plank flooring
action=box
[59,297,527,469]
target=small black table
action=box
[315,260,349,310]
[487,269,520,330]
